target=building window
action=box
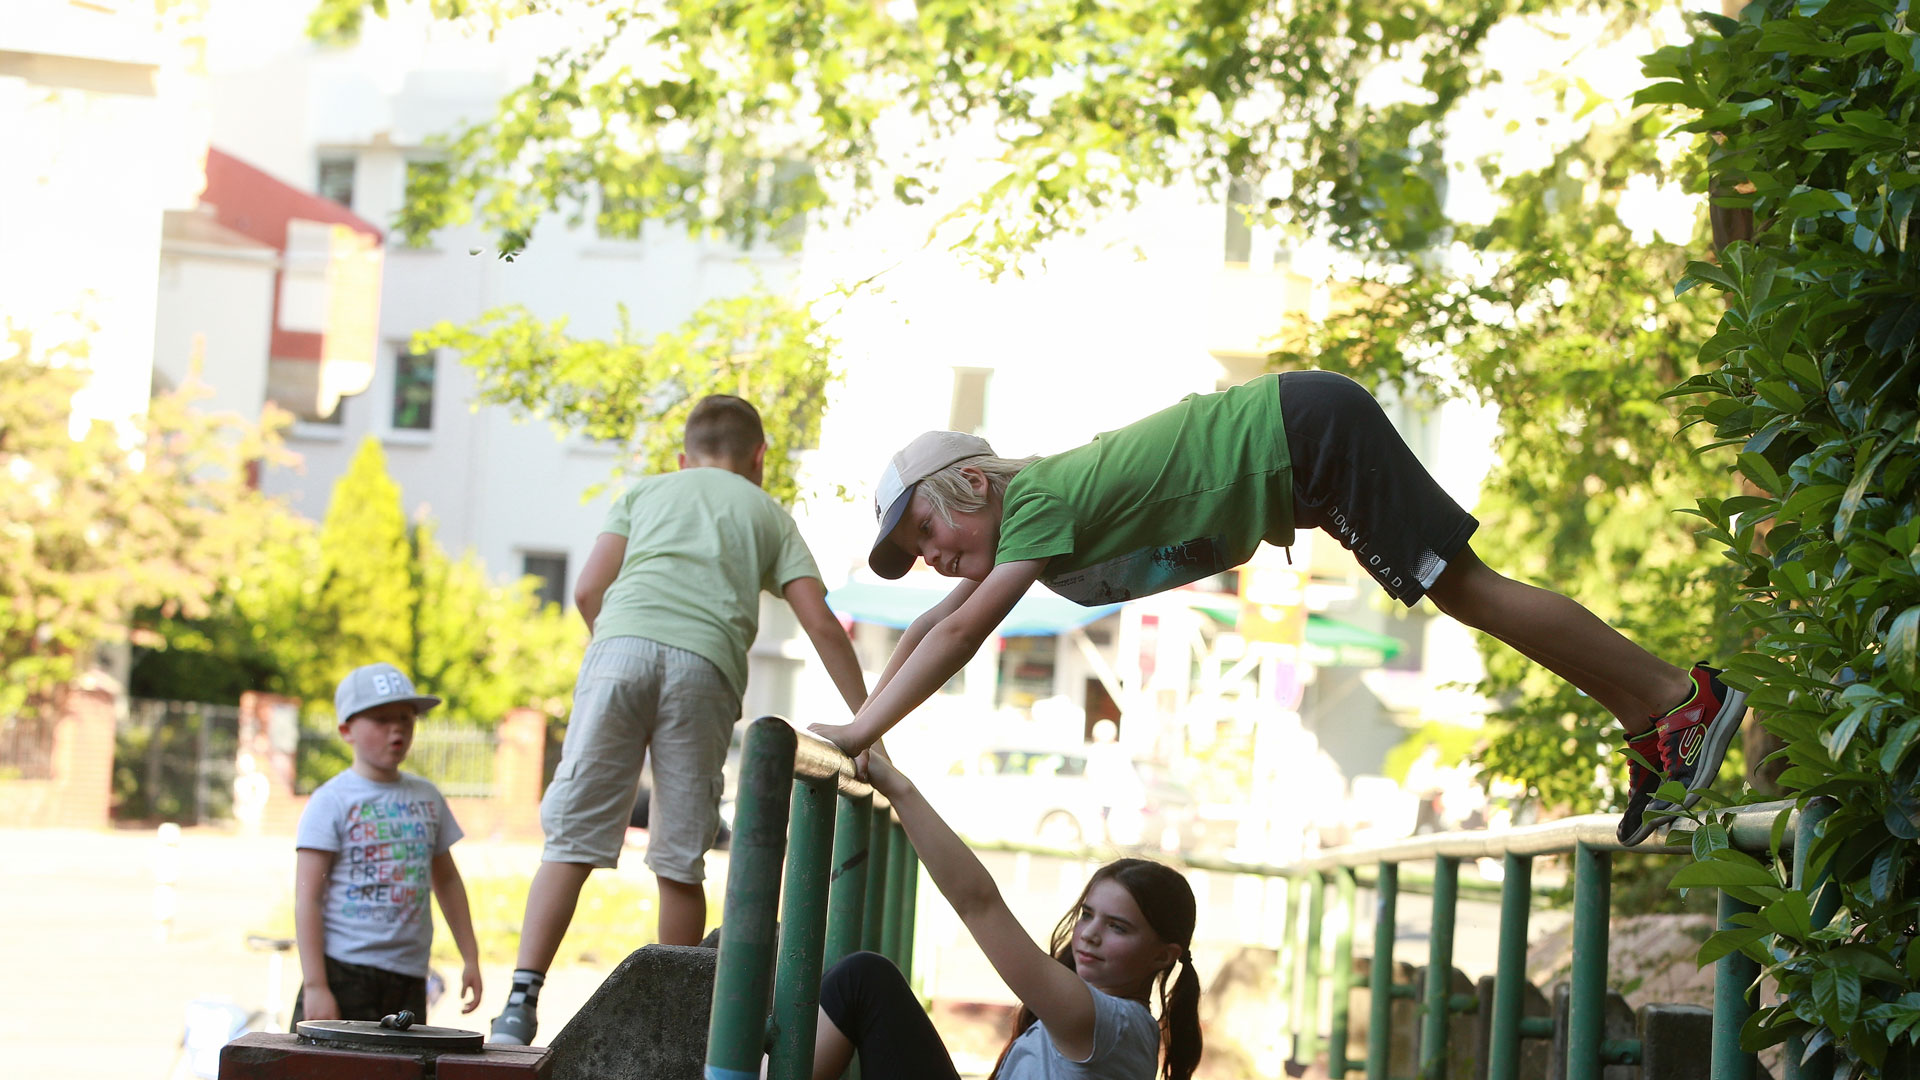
[950,367,991,435]
[317,156,356,209]
[523,553,568,611]
[391,348,436,431]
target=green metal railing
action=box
[705,717,920,1080]
[1264,798,1831,1080]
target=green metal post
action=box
[823,792,872,968]
[1329,868,1358,1077]
[1487,852,1534,1080]
[1785,799,1836,1080]
[1298,872,1326,1067]
[1567,843,1611,1080]
[1280,874,1301,1051]
[705,717,795,1080]
[1712,888,1759,1080]
[1366,862,1399,1080]
[861,805,892,954]
[768,777,835,1080]
[898,841,921,982]
[881,821,911,965]
[1419,856,1460,1080]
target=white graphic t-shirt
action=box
[295,770,462,977]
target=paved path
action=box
[1,827,628,1080]
[6,827,1568,1079]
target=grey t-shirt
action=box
[998,987,1160,1080]
[295,770,462,977]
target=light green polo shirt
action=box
[996,374,1293,605]
[593,468,821,696]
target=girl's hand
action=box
[861,741,911,799]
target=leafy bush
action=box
[1642,0,1920,1071]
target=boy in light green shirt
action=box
[491,395,867,1045]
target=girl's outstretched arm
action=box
[856,743,1100,1061]
[813,559,1044,756]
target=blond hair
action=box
[917,453,1039,525]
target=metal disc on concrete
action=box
[294,1020,484,1053]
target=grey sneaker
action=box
[490,1000,537,1045]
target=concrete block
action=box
[1472,974,1552,1080]
[1548,982,1636,1080]
[548,944,717,1080]
[1638,1003,1712,1080]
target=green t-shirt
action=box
[593,467,821,695]
[996,374,1293,605]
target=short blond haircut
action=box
[916,453,1039,525]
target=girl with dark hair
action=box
[809,744,1203,1080]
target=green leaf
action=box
[1889,606,1920,686]
[1671,855,1781,889]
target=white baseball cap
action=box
[869,430,995,579]
[334,662,441,722]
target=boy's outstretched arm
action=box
[783,576,870,714]
[430,851,484,1014]
[294,848,340,1021]
[815,559,1044,755]
[573,532,627,633]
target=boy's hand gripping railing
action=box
[705,716,917,1080]
[1267,799,1828,1080]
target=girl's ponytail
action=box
[1158,950,1203,1080]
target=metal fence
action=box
[119,699,243,825]
[706,716,917,1080]
[1259,799,1821,1080]
[0,713,56,780]
[714,715,1830,1080]
[295,719,498,797]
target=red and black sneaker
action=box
[1616,728,1666,846]
[1648,663,1749,814]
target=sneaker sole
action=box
[1677,685,1749,810]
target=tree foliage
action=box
[134,436,583,724]
[1641,0,1920,1070]
[414,289,839,505]
[1,323,297,719]
[309,0,1559,268]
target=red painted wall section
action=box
[200,149,385,363]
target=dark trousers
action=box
[290,955,428,1028]
[819,952,962,1080]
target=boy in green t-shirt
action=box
[490,395,868,1045]
[812,371,1747,850]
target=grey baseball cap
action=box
[869,429,995,579]
[334,662,441,722]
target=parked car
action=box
[921,746,1203,854]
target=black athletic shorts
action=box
[1277,370,1479,607]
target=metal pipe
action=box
[861,802,892,954]
[1567,843,1611,1080]
[1366,862,1398,1080]
[767,777,835,1080]
[705,717,796,1080]
[1281,874,1303,1064]
[1487,852,1534,1080]
[1784,798,1836,1080]
[1419,856,1459,1080]
[1712,888,1760,1080]
[1329,868,1358,1077]
[1299,871,1327,1066]
[882,820,911,965]
[898,839,921,983]
[824,792,872,968]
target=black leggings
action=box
[819,952,963,1080]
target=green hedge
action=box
[1643,0,1920,1071]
